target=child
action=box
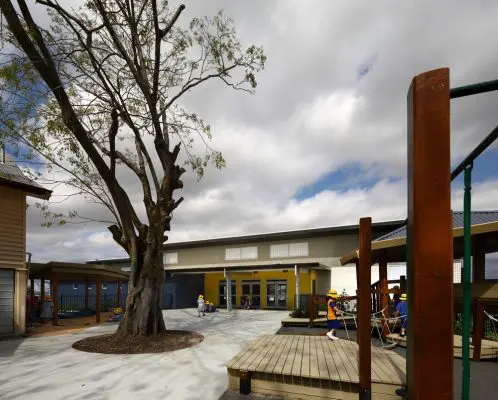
[197,294,205,317]
[396,293,408,337]
[389,285,401,317]
[326,289,342,341]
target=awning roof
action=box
[0,163,52,199]
[340,219,498,265]
[29,261,129,281]
[164,257,339,273]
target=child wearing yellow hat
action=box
[326,289,342,340]
[396,293,408,337]
[197,294,205,317]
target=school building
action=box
[88,220,403,310]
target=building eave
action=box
[161,220,405,250]
[164,257,341,273]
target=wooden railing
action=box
[299,276,408,329]
[369,276,406,313]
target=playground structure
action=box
[227,69,498,399]
[341,69,498,399]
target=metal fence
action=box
[59,294,127,313]
[454,311,498,342]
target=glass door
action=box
[266,282,277,308]
[267,280,287,309]
[277,282,287,308]
[219,281,236,307]
[241,280,261,308]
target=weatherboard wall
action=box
[0,185,27,335]
[0,186,26,269]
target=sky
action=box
[12,0,498,264]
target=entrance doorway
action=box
[266,280,287,309]
[241,280,261,308]
[219,280,236,307]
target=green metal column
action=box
[462,163,473,400]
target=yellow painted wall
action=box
[203,269,314,310]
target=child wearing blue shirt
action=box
[396,293,408,337]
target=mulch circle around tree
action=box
[72,330,204,354]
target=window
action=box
[225,248,241,260]
[289,242,309,257]
[88,285,92,290]
[73,283,78,290]
[270,244,288,258]
[387,260,465,284]
[102,282,107,290]
[225,246,258,261]
[164,252,178,264]
[241,246,258,259]
[270,242,309,258]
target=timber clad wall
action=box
[165,235,359,267]
[0,186,27,335]
[0,187,26,269]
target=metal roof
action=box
[29,261,129,280]
[0,163,52,199]
[160,219,405,250]
[374,211,498,242]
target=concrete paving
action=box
[0,309,287,400]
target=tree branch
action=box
[163,64,237,111]
[109,108,119,176]
[152,2,185,101]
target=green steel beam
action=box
[451,124,498,181]
[450,79,498,99]
[462,164,473,400]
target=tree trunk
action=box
[116,239,166,337]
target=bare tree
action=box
[0,0,265,336]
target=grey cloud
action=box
[24,0,498,262]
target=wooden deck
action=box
[227,335,406,399]
[386,333,498,360]
[281,314,358,327]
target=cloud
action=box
[20,0,498,263]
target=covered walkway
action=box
[29,261,129,325]
[167,259,333,311]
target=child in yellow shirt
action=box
[326,289,342,340]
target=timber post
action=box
[84,277,89,309]
[379,250,389,337]
[472,236,486,284]
[96,278,101,323]
[117,279,122,308]
[52,273,59,326]
[355,260,361,344]
[407,67,453,399]
[472,298,485,362]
